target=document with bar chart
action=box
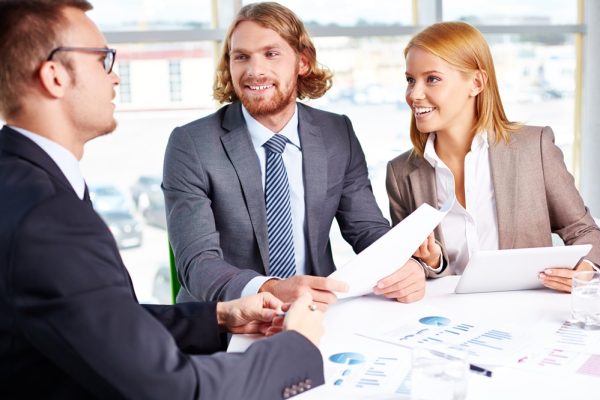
[514,321,600,377]
[321,334,413,396]
[358,314,532,366]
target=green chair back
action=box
[168,242,181,304]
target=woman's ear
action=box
[471,70,488,96]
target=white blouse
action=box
[423,133,500,274]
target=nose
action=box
[246,55,266,78]
[110,70,121,85]
[406,81,425,103]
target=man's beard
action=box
[236,79,297,118]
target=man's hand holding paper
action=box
[259,275,349,311]
[373,258,426,302]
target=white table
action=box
[229,276,599,399]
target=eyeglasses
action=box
[46,47,117,74]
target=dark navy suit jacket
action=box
[0,126,323,399]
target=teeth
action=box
[415,106,434,115]
[249,84,272,90]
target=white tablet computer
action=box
[454,244,592,294]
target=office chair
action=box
[168,242,181,304]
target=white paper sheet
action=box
[513,321,600,377]
[321,333,412,397]
[330,195,454,299]
[357,312,532,366]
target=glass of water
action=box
[571,271,600,329]
[411,346,468,400]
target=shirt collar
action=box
[423,131,489,168]
[241,104,301,151]
[8,125,86,200]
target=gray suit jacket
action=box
[164,102,390,302]
[386,125,600,277]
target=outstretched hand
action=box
[216,292,284,334]
[259,275,348,311]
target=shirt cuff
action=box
[241,276,279,297]
[412,254,445,274]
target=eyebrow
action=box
[405,69,445,76]
[230,44,282,54]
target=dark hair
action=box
[213,1,332,103]
[0,0,93,119]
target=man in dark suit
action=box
[163,2,427,307]
[0,1,325,399]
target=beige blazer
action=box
[386,125,600,276]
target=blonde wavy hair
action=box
[405,21,520,157]
[213,2,333,103]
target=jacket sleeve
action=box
[334,115,391,252]
[142,302,227,354]
[540,126,600,264]
[162,125,261,302]
[10,194,323,400]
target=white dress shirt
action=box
[240,105,307,296]
[424,132,499,274]
[9,125,85,200]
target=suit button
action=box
[283,387,291,399]
[304,379,312,389]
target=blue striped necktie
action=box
[263,134,296,278]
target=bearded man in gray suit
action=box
[163,2,428,308]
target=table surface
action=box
[229,276,599,399]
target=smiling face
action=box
[405,46,480,138]
[229,20,308,125]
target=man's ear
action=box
[298,52,309,76]
[470,69,487,97]
[38,60,70,98]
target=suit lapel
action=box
[220,104,269,269]
[297,105,327,274]
[0,126,77,197]
[407,157,446,244]
[489,132,518,249]
[408,157,437,209]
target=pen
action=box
[469,363,493,377]
[428,348,493,378]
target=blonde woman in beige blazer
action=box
[386,22,600,293]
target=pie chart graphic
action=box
[329,352,366,365]
[419,316,451,326]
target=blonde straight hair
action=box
[405,21,520,157]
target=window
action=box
[84,0,584,302]
[118,62,131,104]
[169,60,183,103]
